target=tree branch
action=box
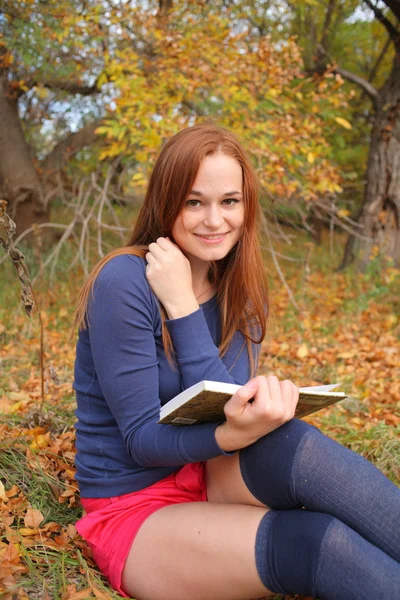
[25,78,100,96]
[363,0,400,45]
[333,66,379,109]
[381,0,400,22]
[368,34,392,83]
[158,0,173,16]
[42,120,101,176]
[320,0,336,50]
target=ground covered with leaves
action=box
[0,237,399,600]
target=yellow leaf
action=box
[94,126,110,135]
[63,586,94,600]
[296,344,309,358]
[307,152,315,164]
[19,528,39,536]
[337,209,350,218]
[337,351,355,359]
[30,432,51,450]
[0,481,8,502]
[97,72,108,88]
[92,585,111,600]
[132,172,145,182]
[98,148,111,160]
[35,86,49,100]
[334,117,352,130]
[9,400,25,413]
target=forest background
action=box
[0,0,399,599]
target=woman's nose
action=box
[204,205,223,228]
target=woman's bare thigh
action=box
[122,501,272,600]
[206,452,267,507]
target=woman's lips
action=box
[194,233,228,244]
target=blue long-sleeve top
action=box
[74,254,259,498]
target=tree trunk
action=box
[341,54,400,269]
[41,120,100,196]
[0,76,49,236]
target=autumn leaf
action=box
[24,507,44,529]
[297,344,309,358]
[19,527,39,536]
[334,117,352,129]
[0,481,8,502]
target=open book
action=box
[158,381,346,425]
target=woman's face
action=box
[172,153,245,267]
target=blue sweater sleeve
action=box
[166,309,253,389]
[87,255,233,468]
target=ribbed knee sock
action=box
[256,510,400,599]
[240,419,400,563]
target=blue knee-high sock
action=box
[240,419,400,563]
[256,509,400,599]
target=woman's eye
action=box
[222,198,239,206]
[186,199,201,207]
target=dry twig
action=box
[0,200,45,402]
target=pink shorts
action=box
[75,462,207,597]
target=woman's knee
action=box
[239,419,318,508]
[255,509,335,596]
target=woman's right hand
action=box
[215,376,299,452]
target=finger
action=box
[148,242,166,258]
[266,375,284,413]
[155,237,174,250]
[225,379,259,413]
[145,252,156,265]
[243,376,270,415]
[158,237,183,254]
[292,383,299,411]
[279,380,296,418]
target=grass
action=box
[1,225,399,599]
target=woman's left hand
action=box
[145,237,199,319]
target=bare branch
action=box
[159,0,173,15]
[42,120,101,176]
[260,211,300,312]
[333,66,379,109]
[320,0,336,50]
[0,200,34,315]
[28,78,100,96]
[381,0,400,23]
[368,35,392,83]
[0,199,45,402]
[363,0,400,45]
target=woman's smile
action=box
[193,232,230,244]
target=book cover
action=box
[158,381,347,425]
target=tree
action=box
[0,0,103,234]
[94,1,346,207]
[285,0,400,267]
[337,0,400,268]
[0,0,348,241]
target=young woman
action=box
[74,124,400,600]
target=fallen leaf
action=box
[63,587,94,600]
[24,507,44,529]
[296,344,309,358]
[66,524,77,539]
[0,481,8,502]
[19,528,39,536]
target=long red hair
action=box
[74,123,268,376]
